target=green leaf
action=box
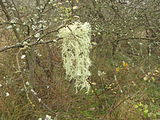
[134,105,138,108]
[144,109,149,114]
[144,104,148,109]
[156,112,160,115]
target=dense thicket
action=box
[0,0,160,119]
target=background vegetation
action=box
[0,0,160,119]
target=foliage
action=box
[0,0,160,120]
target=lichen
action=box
[59,22,92,93]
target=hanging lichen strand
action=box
[59,22,92,93]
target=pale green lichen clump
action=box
[59,22,92,93]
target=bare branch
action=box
[0,0,21,41]
[0,38,62,53]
